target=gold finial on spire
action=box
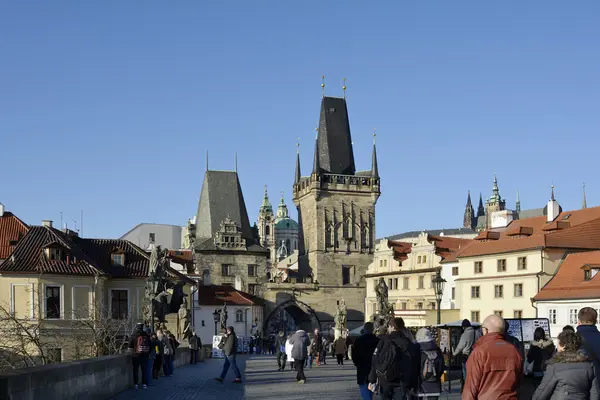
[296,137,300,153]
[315,126,318,140]
[342,77,347,99]
[321,75,325,97]
[373,128,377,145]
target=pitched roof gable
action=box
[196,284,264,306]
[0,212,29,259]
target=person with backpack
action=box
[369,317,415,399]
[167,332,179,374]
[158,329,173,377]
[415,328,444,400]
[334,336,347,365]
[129,322,151,390]
[275,331,287,371]
[152,332,164,380]
[289,329,311,384]
[452,319,476,392]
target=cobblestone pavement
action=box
[244,356,462,400]
[110,355,463,400]
[110,356,247,400]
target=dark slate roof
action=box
[0,226,194,282]
[317,97,356,175]
[194,170,266,252]
[384,227,477,241]
[197,284,265,306]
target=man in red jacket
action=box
[463,315,523,400]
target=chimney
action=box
[0,203,4,216]
[547,186,560,222]
[42,220,53,228]
[491,210,514,229]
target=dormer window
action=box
[111,253,125,266]
[585,270,592,281]
[582,264,600,281]
[47,248,63,261]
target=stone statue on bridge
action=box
[178,297,192,340]
[334,298,347,330]
[375,277,389,314]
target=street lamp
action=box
[213,309,220,336]
[432,271,447,325]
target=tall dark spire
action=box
[316,97,356,175]
[583,183,587,209]
[477,193,485,217]
[312,133,321,175]
[294,140,301,184]
[464,190,475,230]
[371,131,379,178]
[516,190,521,214]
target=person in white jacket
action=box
[285,333,295,371]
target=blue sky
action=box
[1,1,599,239]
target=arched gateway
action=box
[263,299,321,335]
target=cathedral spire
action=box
[294,139,301,184]
[463,190,475,230]
[259,185,273,215]
[477,193,485,217]
[466,190,472,206]
[583,183,588,209]
[516,190,521,213]
[371,130,379,178]
[312,128,321,175]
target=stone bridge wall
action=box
[0,345,204,400]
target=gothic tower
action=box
[485,175,506,229]
[257,186,275,262]
[463,191,475,230]
[293,96,380,286]
[477,193,485,218]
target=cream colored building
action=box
[0,221,194,365]
[365,232,471,326]
[456,198,600,324]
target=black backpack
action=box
[375,337,410,382]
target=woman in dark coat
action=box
[527,327,556,379]
[533,330,598,400]
[415,328,444,400]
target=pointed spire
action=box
[551,185,555,201]
[206,151,209,172]
[477,193,485,217]
[466,190,472,206]
[235,152,238,172]
[312,128,321,175]
[371,129,379,178]
[583,183,588,209]
[259,185,273,214]
[294,138,301,184]
[321,75,325,98]
[342,77,347,99]
[516,190,521,213]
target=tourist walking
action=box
[532,330,598,400]
[369,317,415,400]
[312,329,323,366]
[352,322,379,400]
[158,330,173,377]
[289,329,310,384]
[147,330,158,386]
[188,331,202,364]
[152,332,164,380]
[304,334,313,369]
[527,327,555,379]
[167,332,179,374]
[275,331,287,371]
[215,326,242,383]
[452,319,476,392]
[321,337,328,365]
[129,322,151,390]
[415,328,444,399]
[285,333,295,370]
[577,307,600,372]
[463,315,523,400]
[334,336,347,365]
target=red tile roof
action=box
[196,284,264,306]
[429,235,473,263]
[0,212,29,259]
[387,240,412,263]
[0,226,194,284]
[457,206,600,258]
[534,250,600,301]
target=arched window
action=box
[265,225,270,236]
[202,269,211,286]
[235,309,243,323]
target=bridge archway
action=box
[263,299,321,335]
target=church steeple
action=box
[371,131,379,178]
[259,186,273,215]
[583,183,588,209]
[516,190,521,214]
[477,193,485,217]
[312,130,321,176]
[276,192,289,220]
[294,140,301,184]
[463,191,475,230]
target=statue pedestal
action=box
[334,327,343,340]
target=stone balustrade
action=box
[0,345,205,400]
